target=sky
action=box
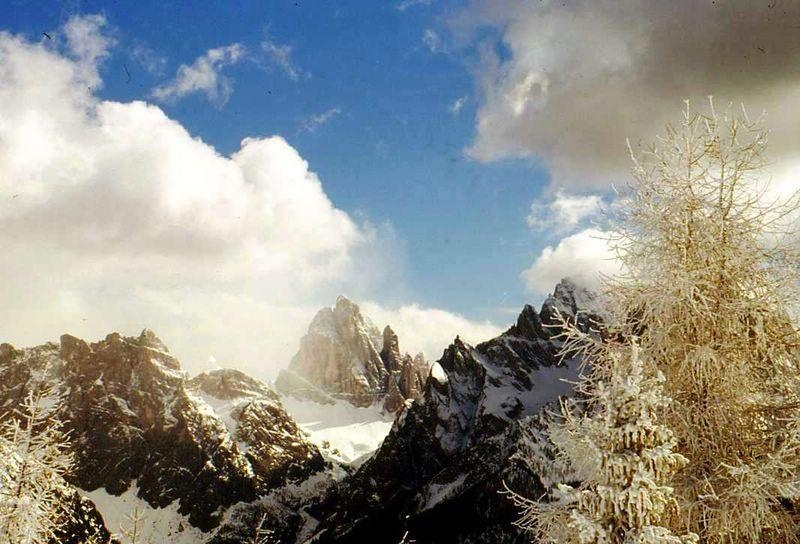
[1,1,798,378]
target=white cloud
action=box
[261,37,305,81]
[457,0,800,188]
[0,19,493,383]
[152,44,245,105]
[0,24,385,379]
[449,95,467,115]
[521,228,621,295]
[63,14,115,88]
[527,191,603,233]
[422,29,444,54]
[299,107,341,133]
[360,302,503,362]
[396,0,433,12]
[131,43,167,76]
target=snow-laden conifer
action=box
[509,338,697,544]
[0,385,74,544]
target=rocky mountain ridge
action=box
[0,278,599,543]
[300,278,602,543]
[0,330,327,539]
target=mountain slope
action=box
[0,330,325,536]
[306,279,601,543]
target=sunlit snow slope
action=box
[280,396,395,464]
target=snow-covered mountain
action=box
[276,296,427,413]
[0,279,599,543]
[0,330,326,541]
[300,278,602,543]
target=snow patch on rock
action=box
[429,361,448,384]
[82,482,206,544]
[280,396,394,464]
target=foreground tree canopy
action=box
[515,102,800,544]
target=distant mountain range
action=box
[0,278,601,543]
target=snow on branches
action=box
[508,336,696,544]
[0,384,74,544]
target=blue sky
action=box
[3,0,551,323]
[3,1,792,376]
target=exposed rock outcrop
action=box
[276,296,428,412]
[383,351,428,413]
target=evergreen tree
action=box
[509,339,696,544]
[0,385,74,544]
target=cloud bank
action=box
[526,191,603,233]
[458,0,800,188]
[0,15,498,377]
[520,228,620,295]
[453,1,800,294]
[361,302,503,362]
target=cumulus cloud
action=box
[527,191,603,233]
[458,0,800,188]
[360,302,503,362]
[299,107,341,133]
[0,19,494,381]
[152,43,245,105]
[520,228,621,294]
[0,24,366,377]
[261,37,305,81]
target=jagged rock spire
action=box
[277,296,427,412]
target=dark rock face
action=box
[0,330,325,533]
[306,279,598,544]
[276,296,428,412]
[53,490,116,544]
[0,279,598,542]
[189,369,327,490]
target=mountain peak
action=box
[0,331,325,534]
[309,280,603,542]
[277,297,426,411]
[506,304,546,340]
[138,327,168,350]
[190,368,276,400]
[334,294,358,311]
[541,277,602,329]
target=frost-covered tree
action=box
[119,506,153,544]
[509,339,696,544]
[0,385,74,544]
[606,102,800,543]
[513,102,800,543]
[250,513,277,544]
